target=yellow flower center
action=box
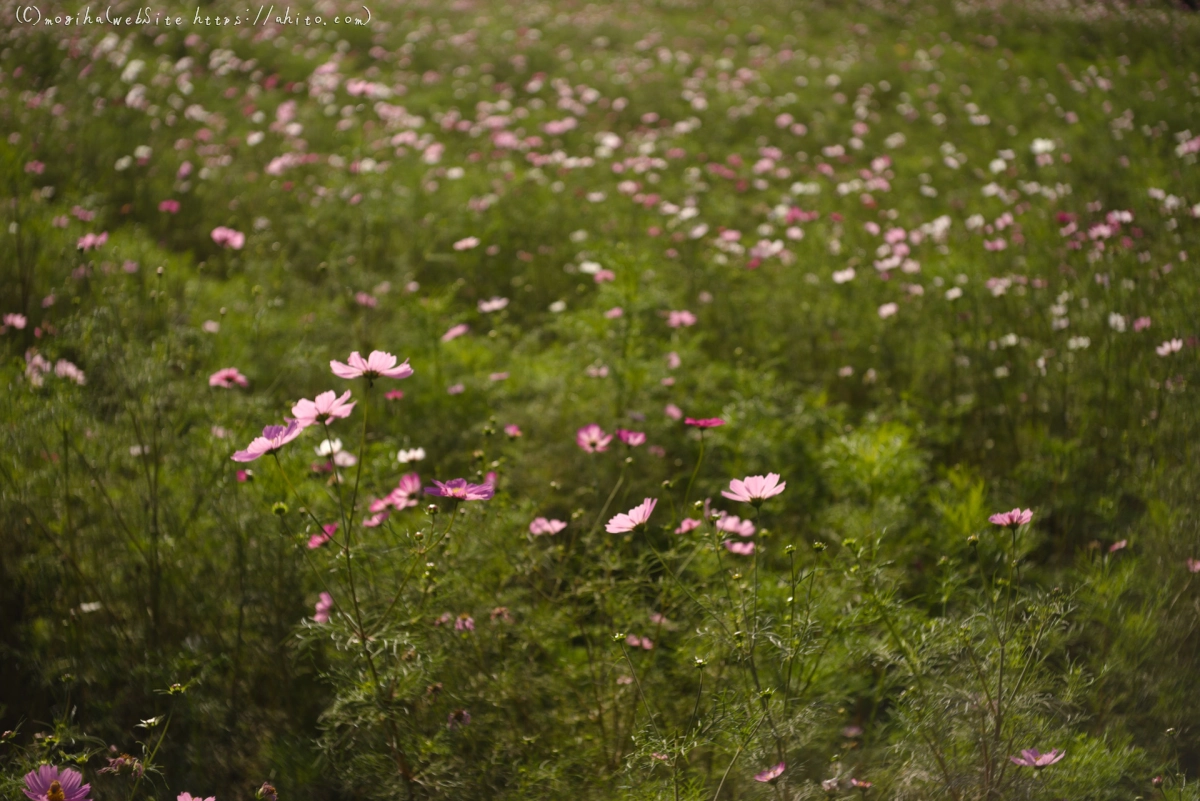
[47,781,66,801]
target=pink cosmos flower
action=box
[209,367,249,388]
[664,403,683,420]
[754,762,785,782]
[232,420,303,462]
[385,389,405,400]
[455,613,475,632]
[211,226,245,249]
[1009,749,1064,768]
[685,417,724,428]
[504,424,522,437]
[489,372,509,381]
[77,232,109,251]
[308,523,337,549]
[666,351,682,369]
[159,199,181,214]
[379,473,422,510]
[606,498,657,533]
[23,766,92,801]
[1133,316,1152,332]
[668,310,697,328]
[725,540,755,555]
[363,511,389,527]
[442,323,470,342]
[878,302,898,319]
[1109,540,1127,553]
[618,429,646,447]
[453,236,480,250]
[1187,558,1200,573]
[55,361,86,386]
[577,424,613,453]
[850,778,873,788]
[594,269,616,283]
[722,473,786,504]
[4,313,28,330]
[425,478,495,501]
[478,297,509,313]
[292,390,355,428]
[675,518,702,534]
[178,794,216,801]
[330,350,414,380]
[1156,339,1184,357]
[716,514,756,537]
[447,383,465,395]
[530,517,567,535]
[605,306,624,319]
[313,592,334,624]
[989,508,1033,527]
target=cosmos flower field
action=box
[2,0,1200,798]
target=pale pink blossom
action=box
[722,473,786,504]
[232,420,303,462]
[330,350,414,380]
[724,540,755,555]
[664,403,683,420]
[4,313,28,330]
[606,498,657,533]
[668,310,697,328]
[716,514,756,537]
[211,226,245,249]
[617,429,646,447]
[442,323,470,342]
[989,508,1032,527]
[530,517,567,535]
[313,592,334,623]
[675,518,701,534]
[209,367,249,388]
[1156,339,1183,357]
[576,424,613,453]
[878,302,898,319]
[754,762,785,782]
[453,236,480,251]
[478,296,509,313]
[292,390,355,428]
[1009,749,1064,768]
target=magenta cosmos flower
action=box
[330,350,414,380]
[1009,748,1064,768]
[754,762,785,782]
[292,390,355,428]
[989,508,1033,527]
[606,498,657,533]
[722,473,786,505]
[178,794,215,801]
[685,417,724,428]
[232,420,303,462]
[209,367,249,388]
[425,478,494,501]
[530,517,567,535]
[308,523,338,549]
[23,766,92,801]
[577,424,613,453]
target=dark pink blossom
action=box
[685,417,724,428]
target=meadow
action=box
[2,0,1200,798]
